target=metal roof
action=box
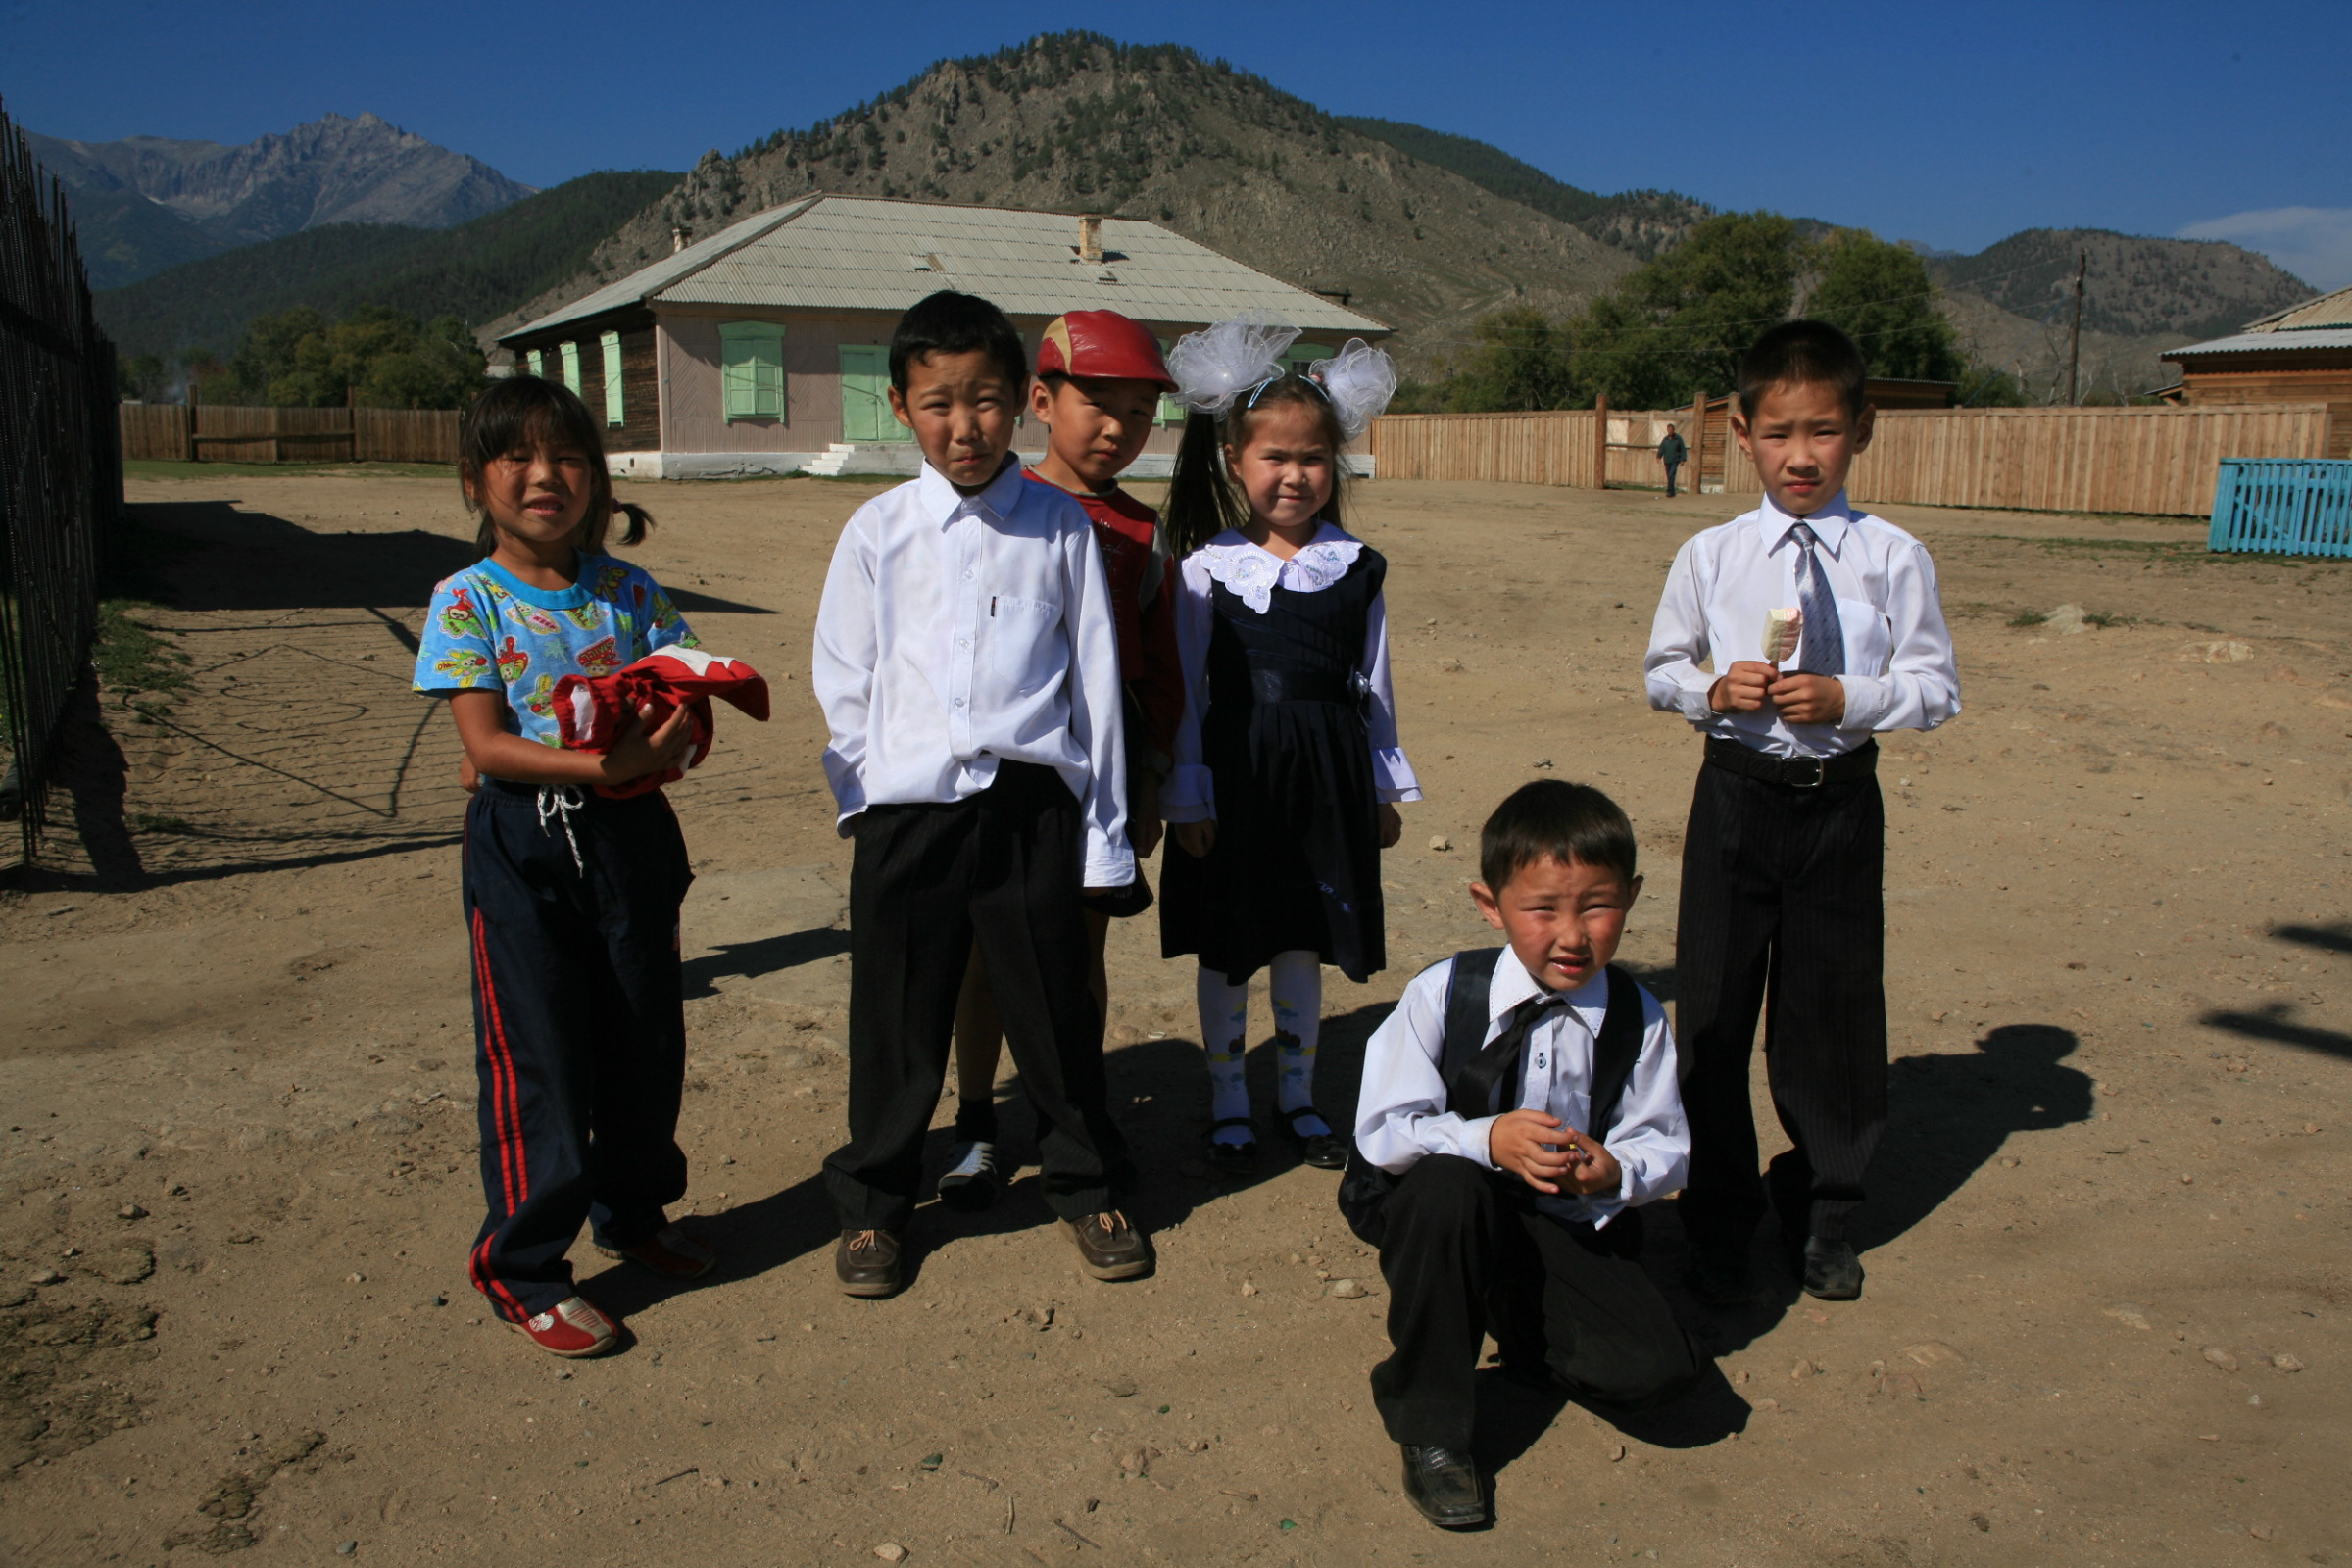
[2164,326,2352,360]
[505,194,1387,343]
[2238,282,2352,333]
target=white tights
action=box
[1198,952,1329,1145]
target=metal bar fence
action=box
[0,96,118,864]
[2207,459,2352,559]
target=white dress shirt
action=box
[811,457,1133,888]
[1643,490,1962,758]
[1352,956,1689,1228]
[1160,523,1422,822]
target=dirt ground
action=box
[3,466,2349,1567]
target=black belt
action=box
[1246,668,1361,706]
[1704,736,1878,789]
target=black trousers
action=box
[1370,1156,1700,1450]
[825,760,1133,1232]
[462,781,693,1322]
[1664,460,1682,496]
[1675,756,1886,1252]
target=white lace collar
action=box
[1195,523,1364,613]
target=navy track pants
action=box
[462,778,693,1321]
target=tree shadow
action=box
[2198,1002,2352,1061]
[681,927,853,998]
[2273,922,2352,956]
[122,500,771,615]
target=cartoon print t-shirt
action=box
[412,552,697,746]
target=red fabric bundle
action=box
[552,648,771,798]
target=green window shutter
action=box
[1285,342,1334,372]
[1155,338,1183,425]
[525,349,543,378]
[559,341,581,394]
[601,331,624,426]
[720,321,786,422]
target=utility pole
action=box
[2065,249,2086,406]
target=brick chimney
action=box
[1078,215,1103,265]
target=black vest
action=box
[1337,951,1648,1249]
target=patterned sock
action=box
[1268,950,1328,1138]
[1196,967,1253,1146]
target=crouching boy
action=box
[1343,780,1699,1528]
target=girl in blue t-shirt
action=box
[413,375,708,1359]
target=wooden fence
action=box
[120,403,462,465]
[1370,402,2334,517]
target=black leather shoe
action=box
[1685,1249,1754,1309]
[1399,1445,1485,1528]
[1063,1211,1152,1281]
[1801,1237,1863,1300]
[1277,1105,1348,1170]
[834,1228,901,1297]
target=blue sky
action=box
[7,0,2348,287]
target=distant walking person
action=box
[1657,423,1688,497]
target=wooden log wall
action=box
[1371,403,2333,517]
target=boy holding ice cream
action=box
[1642,320,1962,1306]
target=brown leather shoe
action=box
[1062,1211,1152,1281]
[834,1228,901,1297]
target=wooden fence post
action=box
[1593,392,1608,490]
[1690,390,1704,492]
[183,402,197,464]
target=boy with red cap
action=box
[940,310,1186,1209]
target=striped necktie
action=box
[1790,522,1845,676]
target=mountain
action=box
[27,112,535,288]
[94,171,681,359]
[1931,228,2315,343]
[496,33,1640,375]
[1334,117,1711,260]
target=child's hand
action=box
[1130,773,1164,859]
[602,703,695,783]
[1768,672,1846,726]
[1553,1126,1623,1197]
[1489,1109,1577,1194]
[458,756,480,795]
[1709,661,1776,713]
[1377,801,1402,849]
[1170,819,1216,858]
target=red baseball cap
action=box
[1037,311,1176,390]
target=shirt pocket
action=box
[988,596,1067,695]
[1836,597,1893,678]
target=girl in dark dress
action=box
[1158,321,1418,1171]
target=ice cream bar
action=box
[1762,607,1803,663]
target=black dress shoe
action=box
[1399,1445,1485,1528]
[1685,1249,1754,1309]
[834,1228,901,1297]
[1801,1237,1863,1300]
[1277,1105,1348,1170]
[1062,1211,1152,1281]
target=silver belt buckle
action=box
[1789,755,1827,788]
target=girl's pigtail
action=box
[612,500,656,548]
[1164,409,1242,560]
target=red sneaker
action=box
[510,1296,618,1357]
[594,1225,716,1280]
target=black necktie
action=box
[1448,992,1568,1117]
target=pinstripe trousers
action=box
[1673,758,1887,1253]
[462,780,693,1321]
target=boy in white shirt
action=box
[1643,320,1962,1307]
[1346,780,1699,1529]
[811,290,1147,1296]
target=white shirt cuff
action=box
[1084,845,1137,889]
[1467,1114,1500,1170]
[1837,674,1887,732]
[1160,762,1216,823]
[1372,747,1422,804]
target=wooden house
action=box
[2162,284,2351,457]
[497,194,1390,479]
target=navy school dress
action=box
[1160,541,1391,984]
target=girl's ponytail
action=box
[609,500,656,549]
[1164,409,1244,560]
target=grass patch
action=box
[2009,610,2047,627]
[94,600,192,720]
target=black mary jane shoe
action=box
[1399,1445,1486,1528]
[1277,1105,1348,1171]
[1205,1116,1258,1173]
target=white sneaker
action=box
[937,1140,1001,1212]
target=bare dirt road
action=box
[3,467,2348,1566]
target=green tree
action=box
[226,304,485,408]
[1568,212,1802,408]
[1438,307,1579,412]
[1803,230,1964,382]
[1955,362,2029,407]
